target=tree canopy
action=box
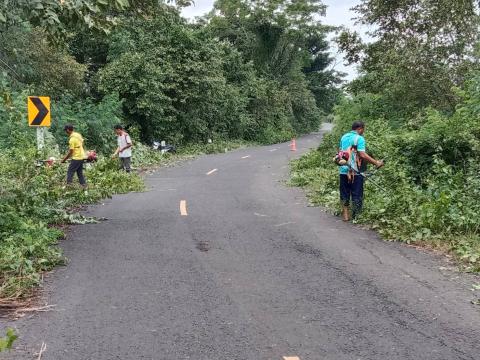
[338,0,480,121]
[0,0,192,38]
[1,0,343,145]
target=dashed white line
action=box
[283,357,300,360]
[254,212,270,217]
[241,155,251,159]
[269,148,278,152]
[206,168,218,176]
[274,222,295,227]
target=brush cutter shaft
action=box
[346,160,387,193]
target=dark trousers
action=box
[340,174,364,218]
[67,160,86,186]
[120,157,131,173]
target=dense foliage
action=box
[0,0,192,38]
[95,3,340,144]
[338,0,480,123]
[99,11,262,143]
[293,0,480,269]
[208,0,342,113]
[2,1,337,146]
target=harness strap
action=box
[347,135,361,183]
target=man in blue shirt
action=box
[339,121,383,221]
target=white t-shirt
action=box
[117,132,132,158]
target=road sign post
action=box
[36,127,45,151]
[28,96,51,152]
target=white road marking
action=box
[241,155,251,159]
[269,148,278,152]
[283,357,300,360]
[206,168,218,175]
[254,212,270,217]
[180,200,188,216]
[274,222,295,227]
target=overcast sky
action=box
[181,0,366,81]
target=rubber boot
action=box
[342,206,350,222]
[352,200,362,221]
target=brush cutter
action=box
[348,161,387,193]
[36,150,98,167]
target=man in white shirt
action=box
[113,124,133,173]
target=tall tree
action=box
[209,0,329,77]
[338,0,480,118]
[0,27,86,98]
[208,0,342,113]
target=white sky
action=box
[181,0,366,81]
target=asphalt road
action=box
[2,131,480,360]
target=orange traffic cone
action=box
[290,138,297,151]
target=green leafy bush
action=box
[0,328,17,352]
[50,94,124,155]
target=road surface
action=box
[2,131,480,359]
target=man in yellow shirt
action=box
[61,124,87,188]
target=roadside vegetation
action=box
[291,0,480,271]
[0,328,17,352]
[0,0,340,303]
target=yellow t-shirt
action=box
[69,132,86,160]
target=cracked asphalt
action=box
[2,130,480,359]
